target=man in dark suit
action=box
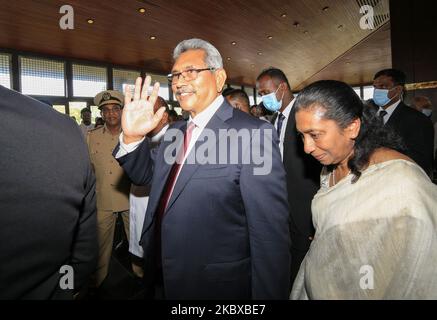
[0,86,97,299]
[256,68,322,289]
[114,39,290,299]
[372,69,434,176]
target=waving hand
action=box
[122,76,165,144]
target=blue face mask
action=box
[373,88,392,107]
[262,86,284,112]
[422,109,432,117]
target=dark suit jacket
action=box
[385,102,434,176]
[0,86,97,299]
[115,101,291,299]
[272,108,322,252]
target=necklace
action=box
[332,167,351,186]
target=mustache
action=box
[176,88,197,96]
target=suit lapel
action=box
[164,102,232,214]
[142,121,186,233]
[282,107,296,160]
[385,101,403,127]
[271,112,278,125]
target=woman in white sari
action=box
[290,80,437,299]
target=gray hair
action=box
[173,38,223,69]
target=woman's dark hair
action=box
[294,80,405,183]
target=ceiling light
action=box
[231,41,237,45]
[258,52,263,56]
[87,19,94,24]
[150,36,157,40]
[267,35,273,40]
[281,13,287,18]
[138,8,146,13]
[226,57,231,61]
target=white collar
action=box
[188,95,224,129]
[380,99,401,117]
[279,98,295,118]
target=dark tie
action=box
[379,110,388,123]
[276,113,285,138]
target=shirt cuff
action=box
[115,133,145,158]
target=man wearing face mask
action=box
[412,96,433,119]
[372,69,434,176]
[257,68,322,290]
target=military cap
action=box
[94,90,124,109]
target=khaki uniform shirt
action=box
[87,125,130,212]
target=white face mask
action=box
[261,86,283,112]
[422,109,432,117]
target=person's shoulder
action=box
[87,126,104,139]
[370,148,412,164]
[370,148,429,182]
[399,102,432,123]
[89,126,104,133]
[230,108,274,130]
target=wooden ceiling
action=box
[0,0,391,88]
[296,21,391,90]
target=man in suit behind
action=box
[372,69,434,176]
[0,86,97,299]
[256,68,322,289]
[114,38,290,299]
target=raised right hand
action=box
[122,76,166,144]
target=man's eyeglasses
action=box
[101,106,121,114]
[167,67,216,83]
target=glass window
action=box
[113,68,141,93]
[20,57,65,96]
[353,87,362,99]
[148,73,169,100]
[53,105,66,114]
[69,101,87,124]
[363,86,374,101]
[73,64,107,97]
[0,53,11,89]
[244,87,255,106]
[90,105,100,124]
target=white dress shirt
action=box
[378,100,401,124]
[275,98,295,159]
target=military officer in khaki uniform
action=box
[87,90,133,287]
